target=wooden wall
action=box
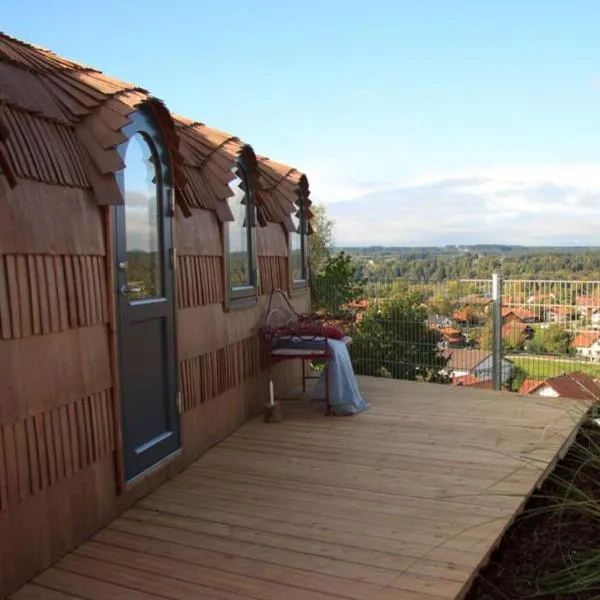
[0,177,117,595]
[174,207,309,463]
[0,187,310,596]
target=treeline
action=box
[344,248,600,281]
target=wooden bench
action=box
[260,289,351,415]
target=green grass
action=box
[510,356,600,380]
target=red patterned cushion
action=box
[322,323,345,340]
[296,323,325,337]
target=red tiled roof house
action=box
[518,379,545,394]
[525,372,600,401]
[575,295,600,318]
[571,332,600,362]
[501,307,538,323]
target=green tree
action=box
[311,251,364,317]
[308,203,334,276]
[425,291,453,316]
[509,365,527,392]
[479,322,525,353]
[527,325,573,355]
[339,247,600,282]
[351,292,450,382]
[464,305,486,325]
[502,327,526,353]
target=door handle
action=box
[120,283,141,296]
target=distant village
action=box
[347,291,600,401]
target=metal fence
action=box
[311,276,600,395]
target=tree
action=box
[311,251,364,317]
[526,325,572,355]
[509,366,527,392]
[308,203,334,276]
[479,321,525,353]
[464,305,486,325]
[351,291,450,382]
[427,291,453,317]
[502,327,526,353]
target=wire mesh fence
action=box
[502,279,600,396]
[311,276,600,398]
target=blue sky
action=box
[5,1,600,245]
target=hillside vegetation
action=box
[342,245,600,281]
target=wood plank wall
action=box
[175,210,309,462]
[0,390,114,512]
[258,256,288,296]
[0,254,108,338]
[0,194,310,597]
[0,178,117,595]
[257,221,290,296]
[177,255,224,307]
[179,335,262,412]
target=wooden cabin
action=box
[0,32,311,596]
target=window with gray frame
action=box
[227,161,257,298]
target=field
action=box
[509,355,600,379]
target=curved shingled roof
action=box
[0,32,187,211]
[257,156,313,233]
[173,116,258,222]
[0,31,310,229]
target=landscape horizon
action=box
[339,243,600,250]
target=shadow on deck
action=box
[12,377,589,600]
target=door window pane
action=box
[123,133,163,300]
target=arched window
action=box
[122,132,165,299]
[227,160,257,299]
[116,108,174,304]
[291,195,308,284]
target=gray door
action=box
[115,111,179,481]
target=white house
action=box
[571,332,600,362]
[591,309,600,328]
[546,306,575,323]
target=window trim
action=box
[224,159,258,308]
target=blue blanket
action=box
[311,339,370,416]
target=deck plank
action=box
[12,377,588,600]
[143,486,502,545]
[10,583,84,599]
[91,528,386,600]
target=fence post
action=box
[491,273,503,391]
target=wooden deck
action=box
[11,377,588,600]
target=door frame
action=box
[107,107,182,490]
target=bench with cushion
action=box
[260,289,351,414]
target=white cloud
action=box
[294,156,398,203]
[320,163,600,246]
[408,163,600,192]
